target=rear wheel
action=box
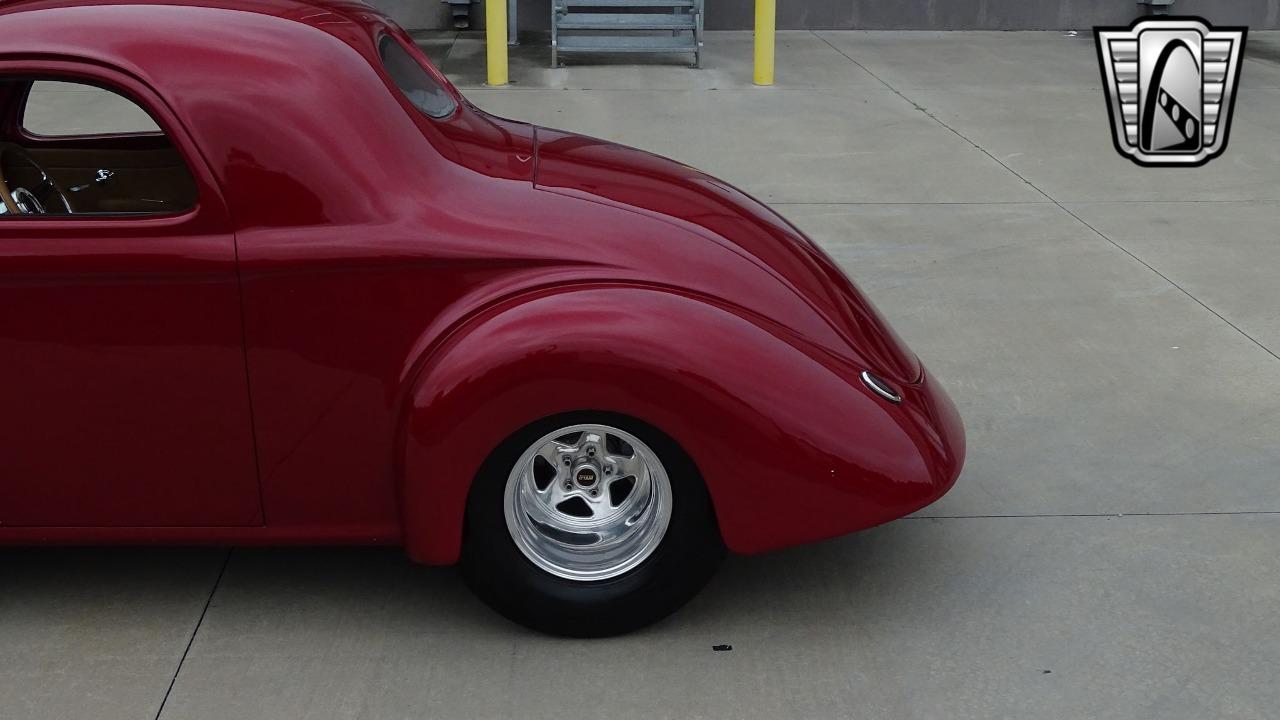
[461,412,724,636]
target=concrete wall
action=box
[371,0,1280,31]
[374,0,452,29]
[715,0,1279,31]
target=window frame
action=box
[0,59,225,226]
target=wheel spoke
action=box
[543,475,570,505]
[582,488,611,516]
[606,450,643,480]
[580,432,603,460]
[606,467,643,508]
[536,441,574,470]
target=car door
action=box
[0,65,261,526]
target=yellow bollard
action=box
[486,0,508,86]
[753,0,775,86]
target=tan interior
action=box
[5,145,197,215]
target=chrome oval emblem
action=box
[860,371,902,404]
[574,466,598,488]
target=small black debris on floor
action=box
[712,644,733,652]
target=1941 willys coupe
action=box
[0,0,964,635]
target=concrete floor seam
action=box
[153,549,233,720]
[1055,203,1280,364]
[441,32,460,65]
[810,31,1053,199]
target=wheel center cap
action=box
[573,464,599,488]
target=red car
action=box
[0,0,964,636]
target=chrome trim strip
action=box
[860,371,902,404]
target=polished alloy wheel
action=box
[503,423,673,581]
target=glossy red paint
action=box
[0,0,963,560]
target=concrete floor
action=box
[6,31,1280,720]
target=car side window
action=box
[0,79,197,217]
[379,35,457,119]
[22,80,161,137]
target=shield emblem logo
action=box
[1095,17,1247,166]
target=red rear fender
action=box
[397,286,962,564]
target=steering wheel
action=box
[0,142,73,216]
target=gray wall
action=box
[374,0,452,29]
[371,0,1280,31]
[716,0,1278,30]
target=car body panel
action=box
[0,58,261,527]
[0,0,963,559]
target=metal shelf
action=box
[552,1,704,68]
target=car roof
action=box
[0,0,399,76]
[0,0,381,27]
[0,0,394,74]
[0,0,457,230]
